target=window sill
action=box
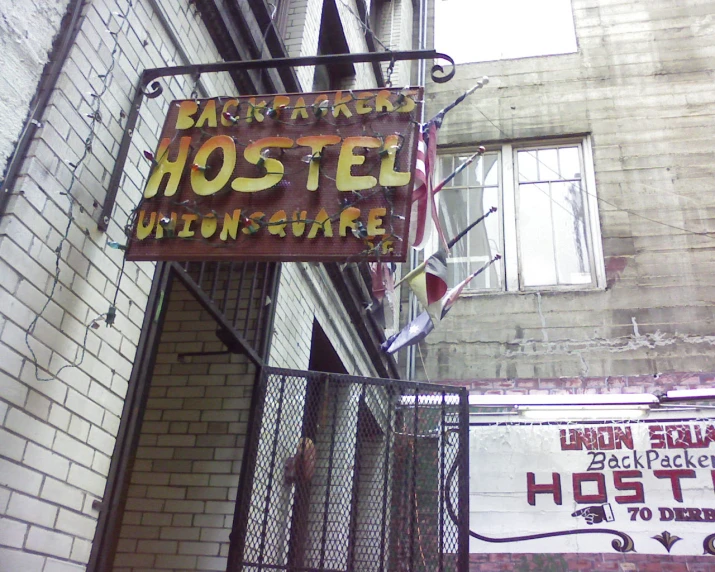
[458,286,606,298]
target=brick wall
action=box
[113,279,255,572]
[0,1,238,570]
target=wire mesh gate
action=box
[230,367,469,571]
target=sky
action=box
[434,0,578,64]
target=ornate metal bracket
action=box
[97,49,455,231]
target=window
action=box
[435,0,578,64]
[436,138,605,292]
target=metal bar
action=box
[319,377,341,569]
[458,389,470,572]
[96,78,145,231]
[257,374,288,565]
[347,383,368,570]
[197,261,206,290]
[255,262,270,351]
[141,49,453,86]
[227,365,268,571]
[172,261,262,365]
[409,385,419,571]
[221,261,235,313]
[210,262,221,301]
[439,391,446,571]
[97,48,454,231]
[259,263,281,361]
[86,262,173,572]
[245,261,259,337]
[378,386,393,571]
[233,262,247,328]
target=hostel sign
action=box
[470,415,715,556]
[125,88,423,262]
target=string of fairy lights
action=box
[24,1,136,382]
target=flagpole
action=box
[433,148,486,195]
[395,207,498,287]
[427,77,489,128]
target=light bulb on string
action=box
[352,220,369,239]
[222,111,239,124]
[143,150,155,162]
[312,99,330,118]
[191,163,207,172]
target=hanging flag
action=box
[381,311,434,354]
[408,123,446,250]
[403,248,448,320]
[438,254,501,320]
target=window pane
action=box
[482,154,499,186]
[440,156,453,186]
[439,189,469,248]
[559,147,581,179]
[518,182,557,287]
[453,156,470,187]
[538,148,559,181]
[551,182,591,284]
[517,151,538,183]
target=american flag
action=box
[408,123,446,250]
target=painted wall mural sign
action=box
[470,413,715,556]
[125,88,423,262]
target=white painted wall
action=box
[0,0,71,179]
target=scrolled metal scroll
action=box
[430,52,456,84]
[141,80,164,99]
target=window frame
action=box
[435,136,606,294]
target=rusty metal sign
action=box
[125,88,423,262]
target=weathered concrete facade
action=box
[422,0,715,382]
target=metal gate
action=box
[230,367,469,571]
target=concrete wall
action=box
[420,0,715,382]
[0,0,71,178]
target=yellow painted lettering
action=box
[291,210,308,237]
[367,208,386,236]
[144,137,191,198]
[395,90,417,113]
[355,92,374,114]
[307,208,333,238]
[268,210,288,237]
[332,91,353,118]
[201,215,217,238]
[195,100,217,128]
[375,90,394,112]
[246,98,267,122]
[378,135,411,187]
[176,100,199,129]
[339,207,361,237]
[178,214,198,237]
[220,99,239,126]
[220,209,242,240]
[136,211,155,240]
[232,137,293,193]
[291,97,309,120]
[191,135,237,196]
[336,136,380,191]
[296,135,341,191]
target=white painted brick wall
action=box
[0,1,239,569]
[113,280,255,571]
[0,0,410,569]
